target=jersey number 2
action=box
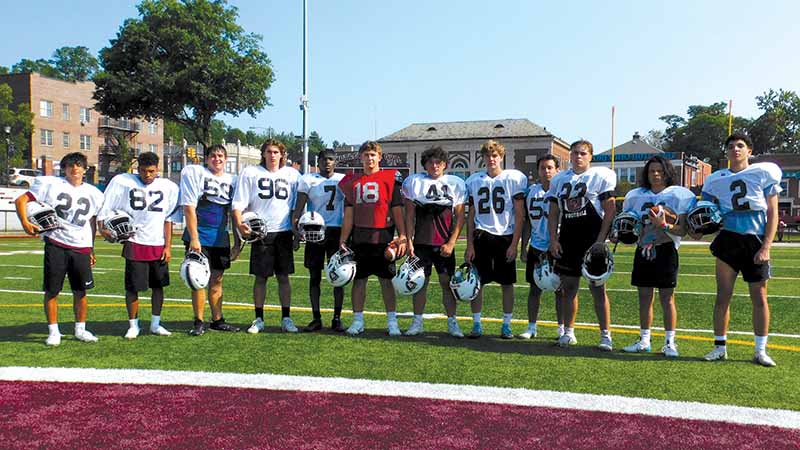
[730,180,751,211]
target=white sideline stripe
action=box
[0,366,798,430]
[1,288,800,339]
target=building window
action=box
[40,100,53,118]
[136,143,143,155]
[149,121,157,135]
[40,129,54,146]
[149,144,158,153]
[628,167,636,183]
[80,135,91,150]
[80,107,91,124]
[62,104,70,121]
[63,132,70,148]
[780,180,789,197]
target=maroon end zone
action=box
[1,381,798,449]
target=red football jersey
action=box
[339,169,402,235]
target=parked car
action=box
[7,168,42,187]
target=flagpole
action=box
[727,99,732,169]
[611,106,616,171]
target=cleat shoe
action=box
[304,319,323,332]
[500,323,514,339]
[46,333,62,347]
[346,318,365,336]
[447,318,464,338]
[281,317,299,333]
[247,318,265,334]
[558,334,577,348]
[704,346,728,361]
[331,318,345,333]
[124,326,140,340]
[75,329,98,343]
[188,321,205,336]
[518,325,537,339]
[622,339,651,353]
[150,325,172,336]
[598,335,613,351]
[209,319,240,332]
[404,320,424,336]
[753,352,776,367]
[387,320,402,337]
[467,323,483,339]
[662,343,679,358]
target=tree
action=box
[749,89,800,154]
[642,129,666,150]
[94,0,275,150]
[11,59,60,78]
[659,102,750,165]
[0,83,35,170]
[50,46,99,82]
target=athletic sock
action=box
[313,310,322,320]
[472,313,481,325]
[557,324,565,337]
[281,306,290,319]
[413,314,423,324]
[640,328,651,346]
[565,327,575,337]
[387,311,397,322]
[333,306,342,320]
[754,335,768,353]
[502,313,512,325]
[48,323,60,336]
[714,335,727,348]
[129,318,139,329]
[600,329,611,339]
[255,307,264,320]
[665,330,676,345]
[75,322,86,333]
[151,315,161,329]
[353,312,364,322]
[527,322,537,333]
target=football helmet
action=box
[611,211,641,245]
[25,201,60,232]
[180,250,211,290]
[533,253,561,292]
[450,262,481,302]
[392,256,426,296]
[240,211,268,243]
[298,211,326,243]
[687,201,722,235]
[325,246,356,287]
[103,210,136,242]
[581,244,614,287]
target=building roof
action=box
[597,132,663,155]
[379,118,557,142]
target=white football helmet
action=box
[103,210,136,242]
[581,244,614,287]
[449,262,481,302]
[240,211,268,243]
[687,201,722,235]
[533,253,561,292]
[392,256,426,296]
[325,246,356,287]
[26,201,60,232]
[611,211,641,245]
[298,211,326,243]
[180,250,211,290]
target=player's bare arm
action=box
[162,221,173,263]
[89,217,97,267]
[547,200,562,258]
[340,205,354,250]
[592,196,616,250]
[441,203,465,258]
[464,205,476,262]
[755,194,779,264]
[403,198,416,257]
[183,205,202,252]
[14,194,40,236]
[391,204,407,258]
[507,197,526,262]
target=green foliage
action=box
[51,46,99,82]
[94,0,275,149]
[659,102,751,166]
[0,83,34,168]
[749,89,800,154]
[11,58,61,78]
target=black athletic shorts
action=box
[414,244,456,277]
[710,230,771,283]
[472,230,516,286]
[184,243,231,271]
[353,243,396,280]
[525,246,547,284]
[125,259,170,292]
[631,242,679,288]
[304,227,341,271]
[553,228,598,278]
[250,231,295,277]
[43,241,94,296]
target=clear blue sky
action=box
[2,0,799,152]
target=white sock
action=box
[640,328,651,345]
[48,323,60,336]
[448,316,458,325]
[566,327,575,337]
[527,321,537,330]
[129,318,139,329]
[151,315,161,329]
[75,322,86,333]
[354,312,364,321]
[600,329,611,339]
[387,311,397,322]
[502,313,512,325]
[714,334,727,348]
[754,335,768,353]
[413,314,423,323]
[665,330,676,345]
[557,324,565,337]
[472,313,481,324]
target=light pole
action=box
[3,125,10,186]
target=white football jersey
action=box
[402,173,467,208]
[98,174,180,246]
[179,164,234,207]
[232,165,300,232]
[525,183,550,251]
[27,176,104,249]
[298,172,345,227]
[546,167,616,221]
[466,169,527,236]
[623,185,696,248]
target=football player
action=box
[14,152,105,346]
[232,139,301,334]
[699,134,782,367]
[519,154,564,340]
[618,155,695,357]
[402,146,467,337]
[338,141,408,336]
[463,140,527,339]
[291,148,346,332]
[97,152,180,339]
[547,140,616,350]
[180,144,241,336]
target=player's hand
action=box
[549,241,562,259]
[340,241,349,252]
[395,238,407,258]
[21,220,40,236]
[688,231,703,241]
[439,241,454,258]
[292,233,301,251]
[754,246,770,264]
[100,228,116,242]
[407,240,417,257]
[520,248,527,263]
[505,245,517,263]
[189,238,202,253]
[238,223,252,239]
[649,207,666,228]
[161,246,171,263]
[230,245,241,262]
[464,245,475,262]
[89,251,96,267]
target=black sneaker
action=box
[188,320,205,336]
[304,319,322,332]
[209,318,240,332]
[331,318,345,333]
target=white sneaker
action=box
[75,329,98,343]
[662,342,679,358]
[753,351,776,367]
[622,339,651,353]
[281,317,299,333]
[704,346,728,361]
[247,318,265,334]
[404,320,424,336]
[387,320,402,337]
[447,318,464,338]
[45,333,62,347]
[150,325,172,336]
[124,326,140,340]
[518,325,537,339]
[346,318,365,336]
[598,335,613,351]
[558,334,577,348]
